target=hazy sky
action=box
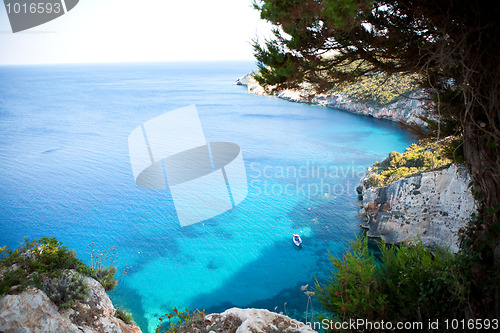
[0,0,273,65]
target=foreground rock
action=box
[0,272,141,333]
[204,308,316,333]
[357,163,476,252]
[235,73,433,127]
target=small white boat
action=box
[292,234,302,247]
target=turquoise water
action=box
[0,62,414,332]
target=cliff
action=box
[235,72,433,127]
[357,163,476,252]
[0,270,141,333]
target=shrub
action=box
[0,237,84,295]
[330,65,419,105]
[116,308,134,324]
[315,237,388,322]
[315,236,467,332]
[43,270,89,309]
[364,136,460,188]
[0,267,29,294]
[83,242,118,291]
[366,172,385,188]
[156,308,207,333]
[0,237,118,302]
[87,266,118,291]
[0,237,81,277]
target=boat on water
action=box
[292,234,302,247]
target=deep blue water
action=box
[0,61,414,332]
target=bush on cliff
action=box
[366,136,462,188]
[43,270,90,309]
[332,69,419,106]
[0,237,118,307]
[315,236,468,332]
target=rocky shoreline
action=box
[237,72,476,252]
[235,72,433,128]
[0,272,317,333]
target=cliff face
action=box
[235,73,432,127]
[0,271,141,333]
[357,163,476,252]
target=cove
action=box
[0,61,415,332]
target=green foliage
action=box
[82,241,118,291]
[252,0,445,98]
[156,308,207,333]
[0,237,75,272]
[43,270,89,309]
[0,237,92,308]
[315,237,388,322]
[378,241,462,321]
[0,237,118,305]
[0,267,29,294]
[90,266,117,291]
[254,56,419,105]
[323,0,372,28]
[333,70,419,105]
[315,237,468,331]
[365,136,460,187]
[116,308,135,325]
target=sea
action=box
[0,61,415,332]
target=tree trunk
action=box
[462,120,500,319]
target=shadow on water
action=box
[109,283,149,332]
[114,220,216,275]
[179,190,363,323]
[186,235,343,323]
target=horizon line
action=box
[0,58,259,67]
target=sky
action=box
[0,0,273,65]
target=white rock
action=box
[0,272,142,333]
[206,308,317,333]
[0,288,81,333]
[358,163,476,252]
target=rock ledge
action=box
[0,272,141,333]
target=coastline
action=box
[237,71,475,252]
[235,71,434,128]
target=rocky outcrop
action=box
[235,73,433,127]
[357,164,476,252]
[0,272,141,333]
[204,308,316,333]
[234,71,257,87]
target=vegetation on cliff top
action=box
[315,236,472,332]
[332,70,418,105]
[0,237,118,309]
[365,136,463,188]
[258,61,420,106]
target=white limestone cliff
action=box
[357,163,476,252]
